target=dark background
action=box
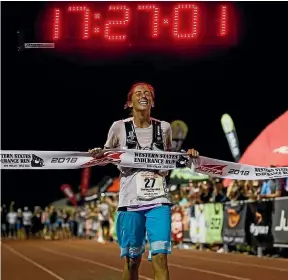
[1,2,287,208]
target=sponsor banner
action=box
[182,199,287,247]
[272,198,288,245]
[248,201,273,247]
[60,184,77,206]
[182,207,190,242]
[221,114,241,162]
[189,204,206,243]
[171,120,188,152]
[171,207,184,242]
[205,203,223,244]
[80,168,91,197]
[223,203,247,245]
[1,150,288,180]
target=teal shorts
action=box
[116,205,172,261]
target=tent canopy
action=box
[239,110,288,167]
[223,111,288,187]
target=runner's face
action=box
[130,85,153,111]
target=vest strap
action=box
[124,119,164,150]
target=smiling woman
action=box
[86,81,200,280]
[127,83,155,128]
[124,82,155,109]
[124,82,155,121]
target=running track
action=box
[2,240,288,280]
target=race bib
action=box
[136,171,165,200]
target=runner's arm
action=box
[104,121,120,149]
[89,122,120,157]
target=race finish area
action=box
[2,239,288,280]
[2,2,288,280]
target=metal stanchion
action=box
[199,243,204,251]
[257,246,263,258]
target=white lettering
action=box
[250,223,269,236]
[275,211,288,231]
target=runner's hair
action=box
[124,82,155,110]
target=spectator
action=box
[62,209,71,239]
[41,207,50,238]
[7,208,17,238]
[77,206,86,238]
[91,207,101,241]
[85,207,93,239]
[260,179,282,199]
[23,207,32,239]
[34,207,43,237]
[200,181,211,203]
[98,196,110,242]
[227,181,247,201]
[69,210,78,238]
[16,208,24,239]
[179,189,189,207]
[48,205,58,239]
[56,209,64,239]
[210,178,226,203]
[1,205,9,238]
[244,180,261,201]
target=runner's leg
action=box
[146,205,171,280]
[116,210,146,280]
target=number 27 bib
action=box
[136,171,165,200]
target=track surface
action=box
[2,239,288,280]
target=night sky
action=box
[1,2,287,208]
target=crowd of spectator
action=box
[1,195,119,242]
[1,178,288,248]
[169,177,288,254]
[171,178,288,207]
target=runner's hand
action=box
[88,147,104,158]
[187,148,199,158]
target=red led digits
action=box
[50,3,235,45]
[68,6,90,39]
[104,5,130,41]
[137,5,160,38]
[53,9,60,40]
[93,13,101,34]
[173,4,199,39]
[219,5,228,36]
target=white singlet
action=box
[104,117,172,209]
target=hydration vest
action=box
[124,119,164,150]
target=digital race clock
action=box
[37,2,240,51]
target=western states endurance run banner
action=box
[1,149,288,180]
